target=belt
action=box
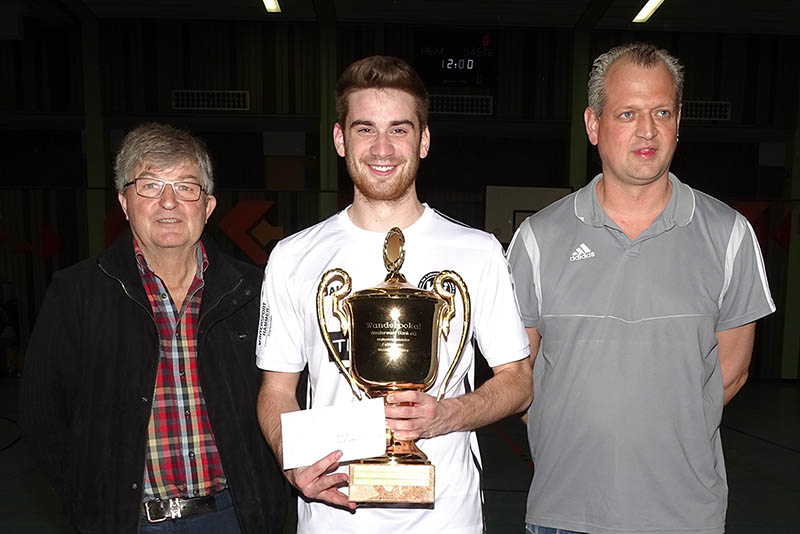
[142,492,220,523]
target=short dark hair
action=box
[114,123,214,194]
[335,55,430,129]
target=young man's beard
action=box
[346,147,421,202]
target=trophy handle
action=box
[432,271,471,401]
[316,269,362,399]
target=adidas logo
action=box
[569,243,595,262]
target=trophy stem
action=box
[355,439,429,464]
[385,430,430,464]
[366,391,431,464]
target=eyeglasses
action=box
[123,178,206,201]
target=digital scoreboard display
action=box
[414,31,496,89]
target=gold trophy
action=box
[316,227,470,503]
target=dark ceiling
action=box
[15,0,800,36]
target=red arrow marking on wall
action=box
[219,200,283,266]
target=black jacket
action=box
[19,230,287,534]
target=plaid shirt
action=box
[135,239,227,500]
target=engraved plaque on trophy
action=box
[316,227,470,503]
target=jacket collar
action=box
[97,228,250,311]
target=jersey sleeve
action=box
[471,236,530,368]
[506,218,541,328]
[255,242,308,372]
[716,213,776,331]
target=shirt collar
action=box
[574,172,695,229]
[133,238,209,278]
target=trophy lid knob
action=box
[383,227,407,284]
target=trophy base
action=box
[348,463,435,503]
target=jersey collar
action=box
[574,172,695,230]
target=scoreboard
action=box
[414,31,497,89]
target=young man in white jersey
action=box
[256,55,532,533]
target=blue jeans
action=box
[139,489,240,534]
[526,524,585,534]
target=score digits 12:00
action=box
[441,58,474,70]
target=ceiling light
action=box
[633,0,665,23]
[263,0,281,13]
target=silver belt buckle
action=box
[144,498,182,523]
[144,501,166,523]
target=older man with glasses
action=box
[20,123,287,534]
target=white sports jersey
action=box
[257,204,529,534]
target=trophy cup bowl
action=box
[316,227,470,503]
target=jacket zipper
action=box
[98,262,160,524]
[197,278,246,338]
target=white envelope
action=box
[280,397,387,470]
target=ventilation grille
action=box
[430,94,493,115]
[682,100,730,121]
[171,90,250,111]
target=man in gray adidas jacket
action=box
[507,42,775,534]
